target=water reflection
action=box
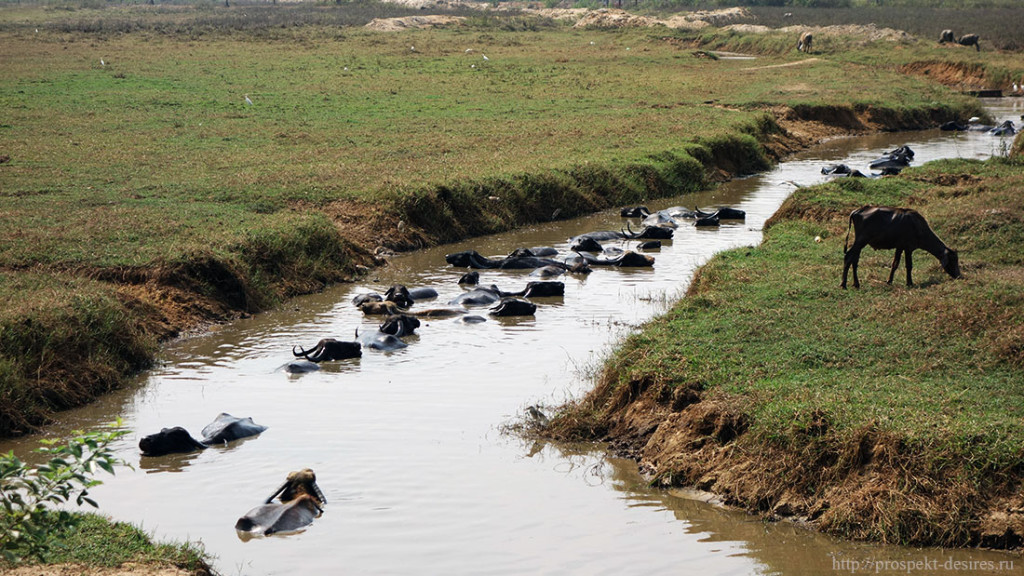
[138,450,204,474]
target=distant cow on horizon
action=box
[958,33,981,51]
[797,31,813,53]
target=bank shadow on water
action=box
[1,99,1021,575]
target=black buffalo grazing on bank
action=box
[939,29,955,44]
[958,33,980,51]
[797,32,813,53]
[841,206,961,289]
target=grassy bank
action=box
[0,3,995,437]
[0,513,214,575]
[549,149,1024,548]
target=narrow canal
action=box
[4,99,1021,575]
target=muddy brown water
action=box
[4,100,1022,575]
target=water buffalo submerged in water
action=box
[450,281,565,306]
[139,413,268,456]
[489,298,537,317]
[292,338,362,362]
[619,206,650,218]
[988,120,1016,136]
[138,426,206,457]
[379,314,420,337]
[444,250,569,270]
[235,468,326,536]
[841,205,961,289]
[567,250,654,268]
[571,224,674,244]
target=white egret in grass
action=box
[482,54,489,61]
[100,59,105,66]
[245,94,254,106]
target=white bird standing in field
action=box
[410,45,416,52]
[245,94,253,106]
[482,54,489,61]
[100,59,105,66]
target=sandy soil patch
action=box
[568,7,750,30]
[726,23,915,45]
[741,58,820,72]
[365,14,465,31]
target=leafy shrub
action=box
[0,422,127,563]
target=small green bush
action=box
[0,422,127,563]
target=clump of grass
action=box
[38,513,211,574]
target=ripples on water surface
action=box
[4,100,1022,575]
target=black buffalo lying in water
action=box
[379,313,420,337]
[490,298,537,317]
[822,164,867,178]
[450,281,565,306]
[139,413,268,456]
[868,146,914,173]
[445,251,545,269]
[235,468,326,536]
[445,250,574,271]
[507,246,558,258]
[351,286,438,309]
[567,250,654,267]
[293,338,362,362]
[619,205,651,218]
[139,426,206,457]
[570,224,673,244]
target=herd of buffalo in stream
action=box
[133,115,1015,540]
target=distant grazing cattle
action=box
[842,206,961,289]
[797,32,813,53]
[958,34,980,51]
[938,29,954,44]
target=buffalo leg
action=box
[842,246,863,289]
[905,250,914,286]
[887,249,903,285]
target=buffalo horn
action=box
[311,481,327,506]
[264,479,290,504]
